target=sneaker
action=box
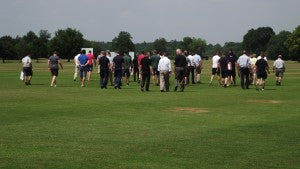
[278,82,281,86]
[160,90,165,92]
[262,88,265,91]
[174,86,178,92]
[141,88,144,92]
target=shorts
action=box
[257,72,267,79]
[275,68,284,77]
[23,67,32,76]
[80,66,88,79]
[228,70,236,77]
[87,65,93,72]
[123,68,130,78]
[195,65,201,74]
[51,69,59,76]
[185,67,190,77]
[212,68,220,75]
[153,68,160,76]
[221,70,228,78]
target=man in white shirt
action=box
[21,54,33,85]
[186,52,195,84]
[193,53,202,84]
[209,51,221,86]
[273,55,285,86]
[158,52,172,92]
[237,50,251,89]
[73,51,81,81]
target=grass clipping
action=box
[167,107,210,114]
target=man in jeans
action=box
[112,51,124,89]
[174,49,188,92]
[140,52,153,92]
[158,52,172,92]
[237,50,251,89]
[98,51,110,89]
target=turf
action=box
[0,60,299,169]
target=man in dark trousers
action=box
[226,49,237,85]
[237,50,251,89]
[112,51,124,89]
[140,51,153,92]
[174,49,188,92]
[98,51,110,89]
[133,54,139,82]
[218,52,229,87]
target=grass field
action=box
[0,59,299,169]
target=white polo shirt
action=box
[74,54,80,66]
[273,58,285,69]
[193,54,201,67]
[158,56,172,72]
[22,56,31,68]
[212,55,220,68]
[187,55,195,67]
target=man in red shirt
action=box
[137,51,145,83]
[86,50,95,81]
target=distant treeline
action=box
[0,25,299,62]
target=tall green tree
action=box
[36,30,51,61]
[49,28,84,62]
[23,31,39,59]
[266,31,291,60]
[222,42,243,56]
[243,27,275,54]
[0,36,17,63]
[188,38,207,55]
[179,37,193,51]
[285,25,300,61]
[153,38,167,52]
[111,31,135,54]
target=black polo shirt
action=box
[99,56,110,70]
[256,59,268,74]
[219,57,228,71]
[174,55,187,67]
[113,55,124,70]
[141,57,152,73]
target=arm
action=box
[150,65,153,75]
[47,60,50,70]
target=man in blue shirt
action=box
[77,50,89,87]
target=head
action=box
[106,51,111,56]
[116,51,120,56]
[243,50,247,55]
[152,50,157,55]
[146,51,151,57]
[260,51,265,57]
[278,55,282,59]
[81,50,86,54]
[216,51,221,56]
[53,51,58,56]
[101,51,106,56]
[89,50,92,54]
[229,49,233,55]
[141,51,145,55]
[252,54,257,58]
[176,49,182,55]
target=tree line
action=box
[0,25,299,63]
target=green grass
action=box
[0,60,299,169]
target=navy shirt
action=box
[141,57,152,73]
[113,55,124,70]
[78,54,89,65]
[219,57,228,71]
[256,59,268,74]
[226,55,237,70]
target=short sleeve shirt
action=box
[141,57,152,73]
[212,55,221,68]
[87,53,94,65]
[219,57,228,71]
[78,54,89,65]
[22,56,31,67]
[49,55,60,69]
[255,59,268,74]
[150,55,160,69]
[123,55,132,69]
[99,56,110,70]
[174,55,187,67]
[113,55,124,70]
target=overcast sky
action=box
[0,0,299,45]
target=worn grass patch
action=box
[167,107,210,114]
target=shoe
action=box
[146,89,149,92]
[141,88,144,92]
[279,82,281,86]
[262,88,265,91]
[25,82,28,85]
[28,82,31,85]
[174,86,178,92]
[74,79,76,81]
[118,86,121,89]
[114,86,117,89]
[160,90,165,92]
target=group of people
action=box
[209,50,285,91]
[21,48,286,92]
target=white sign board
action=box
[81,48,93,54]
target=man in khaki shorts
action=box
[273,55,285,86]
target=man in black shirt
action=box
[140,52,153,92]
[255,56,270,91]
[226,49,237,85]
[218,52,229,87]
[133,55,139,82]
[112,51,124,89]
[98,51,110,89]
[174,49,188,92]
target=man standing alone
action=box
[237,50,251,89]
[48,51,63,87]
[273,55,285,86]
[158,52,172,92]
[174,49,187,92]
[21,54,33,85]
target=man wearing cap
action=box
[273,55,285,86]
[237,50,251,89]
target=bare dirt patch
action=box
[247,100,283,104]
[167,107,210,114]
